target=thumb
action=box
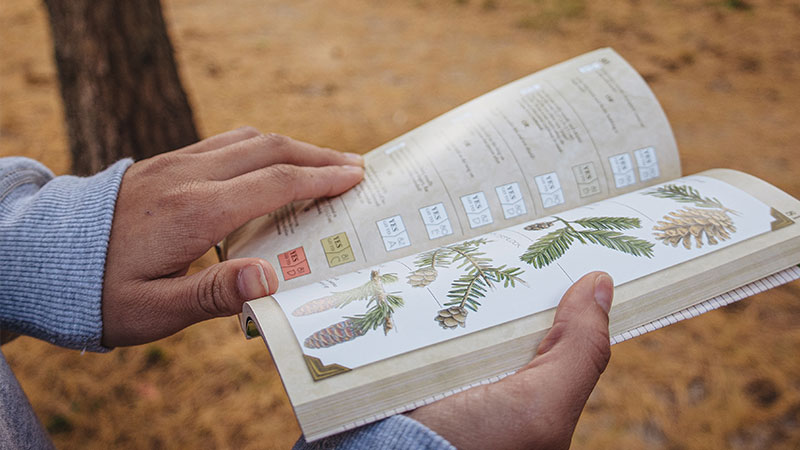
[405,272,614,450]
[533,271,613,365]
[174,258,279,321]
[518,271,614,419]
[103,258,279,347]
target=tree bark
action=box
[43,0,198,175]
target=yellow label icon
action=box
[320,232,355,267]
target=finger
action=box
[201,133,364,180]
[210,164,364,236]
[177,126,262,154]
[106,258,280,346]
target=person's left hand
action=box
[101,127,365,347]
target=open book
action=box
[223,48,800,442]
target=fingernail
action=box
[238,264,270,300]
[340,165,364,175]
[593,273,614,314]
[342,152,364,166]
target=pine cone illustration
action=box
[407,267,438,287]
[292,295,341,316]
[653,207,736,249]
[524,220,555,231]
[383,316,393,334]
[303,319,367,349]
[435,306,468,329]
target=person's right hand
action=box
[101,127,365,347]
[408,271,614,450]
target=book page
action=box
[269,176,775,374]
[227,48,680,289]
[243,169,800,441]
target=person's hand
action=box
[101,127,364,347]
[408,271,614,450]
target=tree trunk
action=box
[43,0,198,176]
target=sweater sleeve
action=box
[292,415,456,450]
[0,157,132,352]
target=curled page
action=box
[226,48,681,289]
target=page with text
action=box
[227,48,681,289]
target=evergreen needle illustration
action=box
[292,272,399,316]
[437,264,525,329]
[520,216,654,268]
[302,270,403,349]
[407,239,489,288]
[410,239,525,329]
[644,184,738,214]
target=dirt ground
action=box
[2,0,800,448]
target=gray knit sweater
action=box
[0,157,453,450]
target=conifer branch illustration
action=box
[645,184,738,250]
[644,184,738,214]
[437,265,525,329]
[408,239,525,329]
[406,238,489,288]
[520,216,654,268]
[302,270,403,349]
[572,217,643,231]
[292,272,399,316]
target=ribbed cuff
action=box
[0,158,133,352]
[292,414,456,450]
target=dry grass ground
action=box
[2,0,800,448]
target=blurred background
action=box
[1,0,799,448]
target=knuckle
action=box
[268,164,301,199]
[262,132,292,149]
[195,265,231,317]
[585,330,612,375]
[249,133,293,159]
[133,152,183,179]
[158,180,205,210]
[198,181,226,209]
[158,181,225,243]
[267,163,300,184]
[320,146,343,160]
[236,125,261,138]
[200,182,237,232]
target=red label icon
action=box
[277,247,311,281]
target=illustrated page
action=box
[227,48,681,289]
[272,176,778,377]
